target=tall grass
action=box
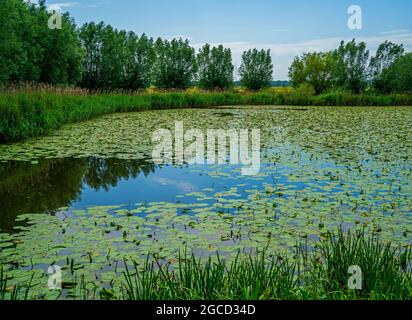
[314,230,412,300]
[121,231,411,301]
[1,231,411,300]
[1,86,412,143]
[122,251,298,300]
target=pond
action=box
[0,106,411,298]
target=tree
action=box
[332,39,369,93]
[78,22,104,89]
[369,41,404,93]
[152,38,196,89]
[288,52,335,94]
[98,26,127,89]
[80,23,154,90]
[197,44,234,90]
[0,0,82,86]
[38,11,83,85]
[381,53,412,93]
[0,0,27,83]
[123,33,155,89]
[239,49,273,90]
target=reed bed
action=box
[1,86,412,143]
[1,231,410,300]
[120,231,412,301]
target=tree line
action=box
[289,39,412,94]
[1,0,411,93]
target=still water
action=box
[0,106,411,297]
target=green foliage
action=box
[123,33,155,90]
[379,53,412,94]
[152,38,197,89]
[197,44,234,90]
[369,41,404,93]
[1,2,410,94]
[98,25,127,89]
[1,266,33,300]
[315,230,412,299]
[78,22,104,89]
[1,87,412,143]
[79,23,155,90]
[38,12,83,85]
[0,0,82,86]
[122,250,298,300]
[332,39,370,93]
[239,49,273,91]
[289,52,335,94]
[289,39,412,94]
[0,0,28,83]
[120,231,411,300]
[3,231,411,300]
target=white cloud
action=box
[47,2,79,12]
[27,0,107,11]
[151,177,196,192]
[379,29,410,35]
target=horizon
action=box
[30,0,412,80]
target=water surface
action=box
[0,106,411,297]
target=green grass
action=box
[1,87,412,143]
[120,230,411,301]
[1,230,410,300]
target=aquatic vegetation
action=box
[0,266,33,300]
[1,89,412,143]
[0,106,411,300]
[315,230,412,299]
[1,232,410,300]
[121,231,412,300]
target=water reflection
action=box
[83,158,155,191]
[0,158,156,232]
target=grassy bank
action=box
[1,87,412,143]
[1,231,411,300]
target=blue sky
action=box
[44,0,412,79]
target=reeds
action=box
[1,231,410,300]
[121,231,411,300]
[1,86,412,143]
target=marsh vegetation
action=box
[1,0,412,301]
[0,106,411,300]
